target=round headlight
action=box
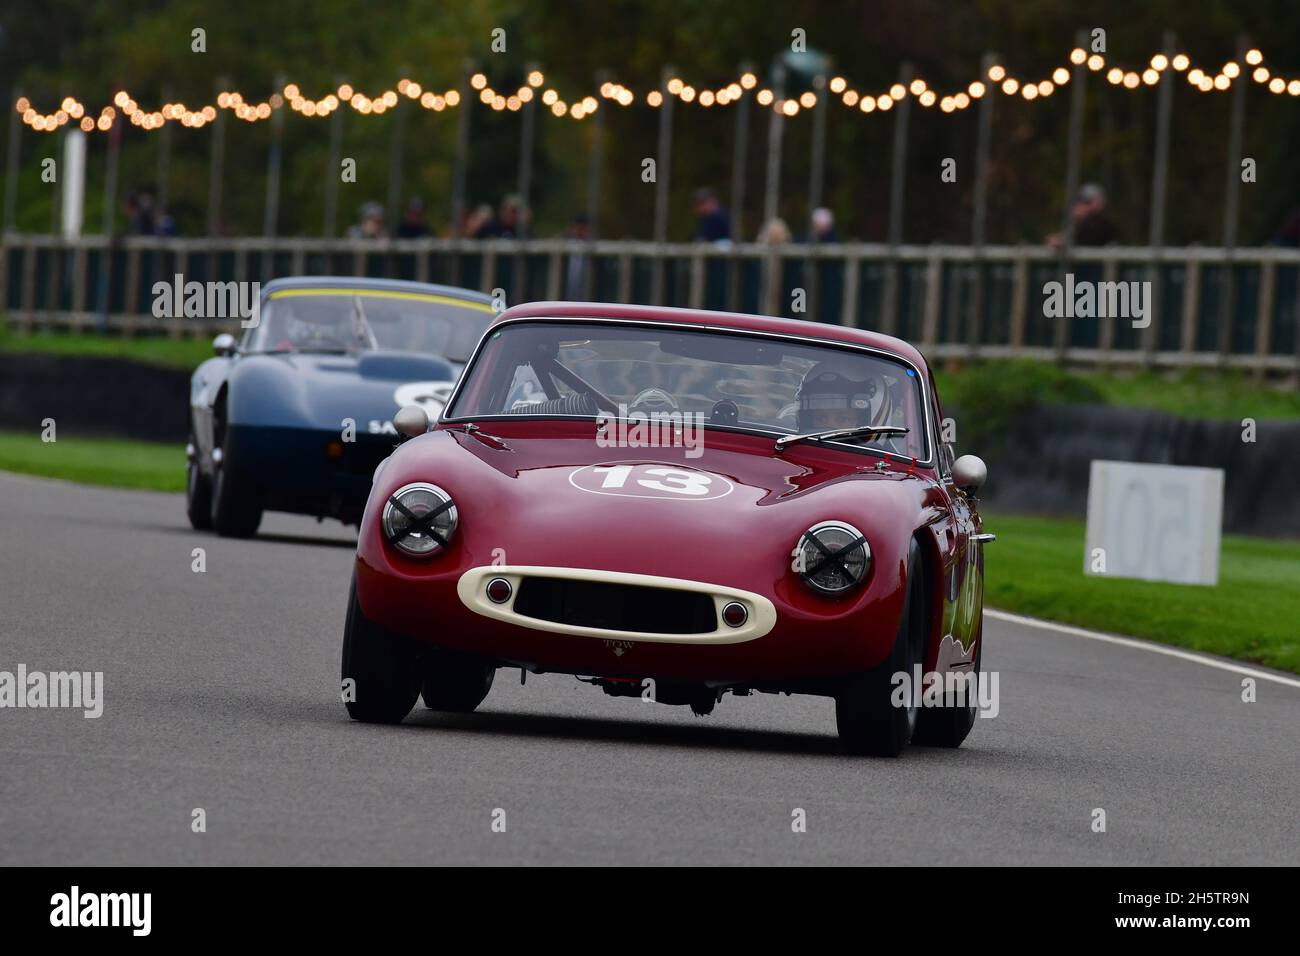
[796,521,870,594]
[382,483,457,556]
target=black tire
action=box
[185,437,213,531]
[342,579,422,724]
[835,538,927,757]
[421,652,495,713]
[210,425,263,538]
[912,619,982,748]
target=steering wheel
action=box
[709,399,740,425]
[629,387,679,416]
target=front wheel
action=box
[341,579,422,724]
[421,652,495,713]
[835,539,927,757]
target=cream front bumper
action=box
[456,565,777,645]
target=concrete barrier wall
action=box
[0,355,190,443]
[979,404,1299,537]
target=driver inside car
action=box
[795,356,892,432]
[268,303,356,352]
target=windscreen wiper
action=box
[775,424,909,452]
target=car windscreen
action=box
[447,320,930,461]
[246,290,494,361]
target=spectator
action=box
[498,195,525,238]
[1046,183,1118,249]
[1271,205,1300,246]
[395,198,430,238]
[693,187,732,243]
[125,191,157,235]
[807,207,838,243]
[156,206,178,236]
[756,217,791,244]
[464,203,496,238]
[562,212,591,241]
[563,213,592,298]
[346,201,388,239]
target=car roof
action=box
[262,276,493,305]
[491,301,930,371]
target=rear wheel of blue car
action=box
[185,437,213,531]
[342,578,421,724]
[835,538,927,757]
[210,428,263,538]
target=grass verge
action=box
[984,513,1299,674]
[0,323,213,371]
[933,360,1300,423]
[0,430,185,492]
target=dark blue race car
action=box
[186,276,495,537]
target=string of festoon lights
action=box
[13,45,1300,134]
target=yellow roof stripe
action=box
[269,288,495,313]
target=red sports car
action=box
[342,302,993,756]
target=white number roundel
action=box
[393,381,454,418]
[568,463,734,500]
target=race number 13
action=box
[594,464,712,495]
[570,463,734,501]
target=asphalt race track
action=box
[2,471,1297,866]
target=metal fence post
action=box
[1218,36,1249,364]
[323,76,345,238]
[968,53,997,355]
[1143,32,1176,364]
[262,74,287,278]
[761,62,786,230]
[1055,30,1087,358]
[583,69,609,299]
[881,61,912,335]
[4,88,23,233]
[651,65,675,305]
[207,76,229,239]
[805,73,828,322]
[728,61,753,310]
[95,114,122,330]
[449,59,474,238]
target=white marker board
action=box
[1084,460,1224,586]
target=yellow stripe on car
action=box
[268,288,495,312]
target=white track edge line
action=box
[986,608,1300,690]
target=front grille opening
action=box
[512,577,718,634]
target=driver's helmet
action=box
[284,308,345,349]
[796,356,882,432]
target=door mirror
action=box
[212,333,237,357]
[952,455,987,495]
[393,404,430,440]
